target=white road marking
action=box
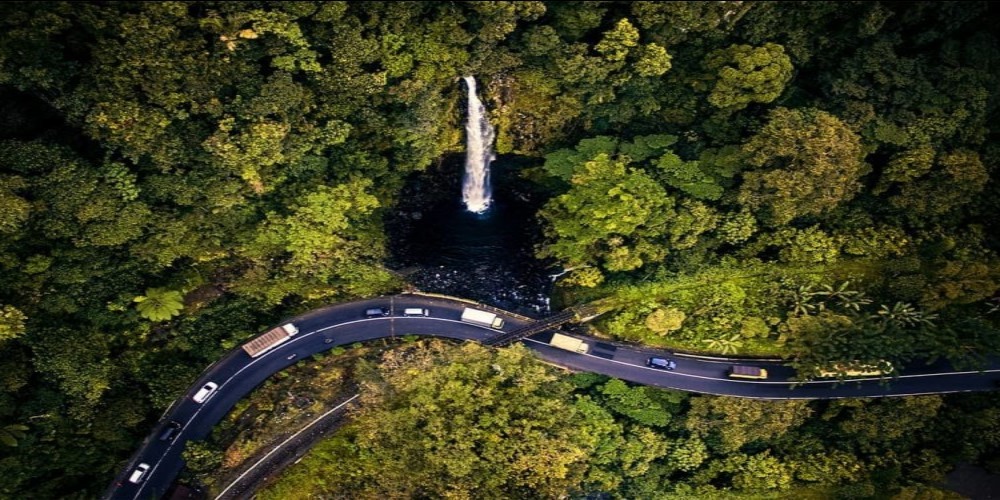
[213,394,360,500]
[128,314,1000,498]
[520,338,1000,385]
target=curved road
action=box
[105,293,1000,499]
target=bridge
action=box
[484,304,601,346]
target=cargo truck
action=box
[728,365,768,379]
[242,323,299,358]
[549,333,590,354]
[817,361,892,378]
[460,308,505,329]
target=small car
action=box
[128,463,150,484]
[158,421,182,442]
[647,357,677,370]
[193,382,218,403]
[403,308,430,317]
[364,307,390,318]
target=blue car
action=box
[647,357,677,370]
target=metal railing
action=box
[485,310,578,346]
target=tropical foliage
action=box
[265,341,1000,498]
[0,1,997,497]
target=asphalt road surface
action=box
[105,293,1000,500]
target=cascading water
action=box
[384,78,553,316]
[461,76,495,213]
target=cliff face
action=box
[485,74,514,155]
[485,72,578,157]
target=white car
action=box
[193,382,218,403]
[128,463,150,484]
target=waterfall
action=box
[461,76,495,213]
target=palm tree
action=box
[817,281,872,311]
[702,334,744,355]
[875,302,937,327]
[788,285,821,316]
[134,287,185,321]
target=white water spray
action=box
[461,76,495,213]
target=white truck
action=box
[460,307,505,329]
[549,333,590,354]
[242,323,299,358]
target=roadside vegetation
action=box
[0,1,997,498]
[263,340,999,498]
[181,342,373,494]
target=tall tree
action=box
[738,107,868,226]
[537,153,673,282]
[702,43,793,112]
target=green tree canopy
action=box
[235,178,394,303]
[0,305,27,342]
[739,107,868,225]
[685,396,813,453]
[703,42,793,111]
[263,341,626,498]
[537,153,673,277]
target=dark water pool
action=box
[387,156,554,317]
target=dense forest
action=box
[261,340,1000,499]
[0,1,998,498]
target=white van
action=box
[403,308,430,317]
[193,382,218,403]
[128,463,150,484]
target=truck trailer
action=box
[549,333,590,354]
[817,361,892,378]
[460,307,505,329]
[242,323,299,358]
[728,365,768,380]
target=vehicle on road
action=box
[128,463,150,484]
[242,323,299,358]
[728,365,768,380]
[816,361,893,378]
[460,307,504,329]
[647,357,676,370]
[193,382,218,403]
[549,333,590,354]
[403,308,430,317]
[364,307,390,318]
[158,421,182,443]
